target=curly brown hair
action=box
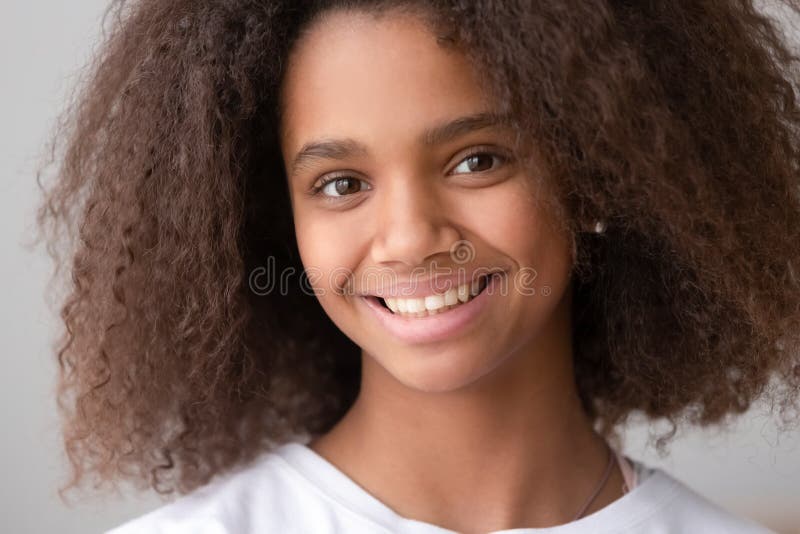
[34,0,800,502]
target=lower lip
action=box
[360,273,504,345]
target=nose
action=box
[370,172,461,268]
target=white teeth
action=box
[457,284,469,303]
[382,276,490,316]
[406,298,425,313]
[471,277,483,295]
[424,294,445,310]
[444,290,459,306]
[395,298,407,313]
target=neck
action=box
[309,290,625,532]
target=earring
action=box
[593,220,606,234]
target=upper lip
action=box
[357,268,506,299]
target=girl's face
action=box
[279,9,574,393]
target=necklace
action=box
[571,441,615,520]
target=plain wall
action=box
[1,2,797,533]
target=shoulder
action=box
[104,444,316,534]
[619,464,776,534]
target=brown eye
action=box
[452,151,507,174]
[333,177,359,195]
[466,154,493,172]
[312,176,370,198]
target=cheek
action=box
[294,216,361,302]
[474,182,572,289]
[463,179,565,257]
[296,217,344,271]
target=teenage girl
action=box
[36,1,800,533]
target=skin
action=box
[279,8,626,532]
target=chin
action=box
[378,347,503,394]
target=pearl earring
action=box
[593,220,606,234]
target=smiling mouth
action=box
[372,273,495,318]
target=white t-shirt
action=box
[106,441,775,533]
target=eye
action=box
[310,175,371,198]
[450,148,509,175]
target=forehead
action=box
[279,8,492,152]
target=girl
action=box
[37,0,800,532]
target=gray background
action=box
[1,1,798,533]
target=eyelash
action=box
[308,146,511,198]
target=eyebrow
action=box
[289,111,511,176]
